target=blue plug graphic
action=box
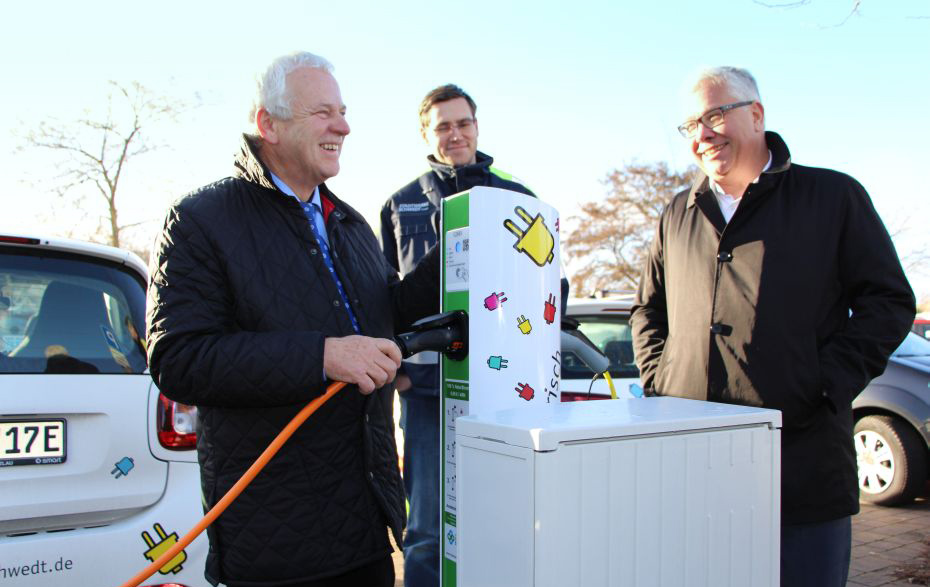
[487,355,509,370]
[111,456,134,478]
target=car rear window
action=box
[562,314,640,380]
[0,249,147,374]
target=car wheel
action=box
[854,415,927,506]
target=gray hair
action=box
[689,66,761,103]
[249,51,334,126]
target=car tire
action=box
[854,415,927,506]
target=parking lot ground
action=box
[391,485,930,587]
[849,486,930,587]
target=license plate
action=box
[0,419,67,467]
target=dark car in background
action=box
[853,332,930,506]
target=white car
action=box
[561,294,643,401]
[0,233,209,587]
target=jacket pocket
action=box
[400,223,429,237]
[397,221,436,274]
[778,335,824,430]
[653,339,674,394]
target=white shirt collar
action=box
[710,150,772,224]
[709,150,773,200]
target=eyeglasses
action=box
[677,101,754,138]
[432,118,475,136]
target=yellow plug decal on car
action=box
[141,522,187,574]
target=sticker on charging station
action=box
[445,227,469,292]
[443,512,457,561]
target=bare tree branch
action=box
[755,0,927,27]
[563,161,697,296]
[887,218,930,291]
[820,0,861,28]
[752,0,810,8]
[18,81,188,250]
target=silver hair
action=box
[690,66,761,103]
[249,51,334,126]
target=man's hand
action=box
[323,336,402,394]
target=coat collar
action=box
[233,134,278,191]
[687,131,792,208]
[232,134,364,226]
[426,150,495,183]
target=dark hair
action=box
[418,84,477,131]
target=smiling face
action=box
[258,67,349,197]
[688,81,766,192]
[422,97,479,167]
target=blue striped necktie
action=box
[300,199,360,333]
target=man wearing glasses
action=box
[630,66,914,587]
[380,84,533,587]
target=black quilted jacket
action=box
[146,136,439,586]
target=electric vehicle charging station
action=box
[439,187,782,587]
[439,187,562,585]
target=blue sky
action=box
[2,0,928,297]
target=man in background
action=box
[380,84,534,586]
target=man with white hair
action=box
[630,66,914,586]
[147,51,440,587]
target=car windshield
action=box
[0,250,147,374]
[893,332,930,358]
[562,314,640,380]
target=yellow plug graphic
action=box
[517,315,532,335]
[141,522,187,574]
[503,206,555,267]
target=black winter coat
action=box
[146,137,439,586]
[379,151,534,395]
[631,132,914,524]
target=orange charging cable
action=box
[119,381,346,587]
